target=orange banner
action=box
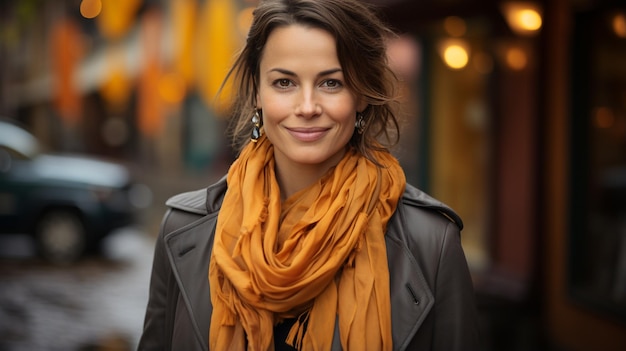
[137,10,163,136]
[51,19,84,125]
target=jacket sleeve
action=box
[138,209,176,350]
[431,221,481,350]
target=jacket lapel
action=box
[164,213,218,350]
[385,234,434,350]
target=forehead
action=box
[260,24,340,70]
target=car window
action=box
[0,121,39,159]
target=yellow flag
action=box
[171,0,197,89]
[195,0,241,115]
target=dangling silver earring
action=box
[251,109,262,142]
[355,112,366,134]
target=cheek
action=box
[260,95,290,124]
[258,86,284,109]
[330,100,358,125]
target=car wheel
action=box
[36,209,86,264]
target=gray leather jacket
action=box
[139,177,480,350]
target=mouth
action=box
[286,127,330,142]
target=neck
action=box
[273,151,347,201]
[274,162,326,201]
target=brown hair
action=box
[224,0,400,162]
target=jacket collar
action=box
[163,178,436,350]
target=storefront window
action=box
[570,8,626,321]
[424,18,494,273]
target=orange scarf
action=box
[209,135,406,350]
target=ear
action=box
[255,93,261,109]
[357,99,368,114]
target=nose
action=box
[295,87,321,118]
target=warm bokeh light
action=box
[80,0,102,19]
[501,2,543,36]
[505,47,528,70]
[443,45,469,69]
[613,13,626,38]
[438,39,470,70]
[444,16,467,37]
[518,9,542,31]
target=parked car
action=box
[0,120,149,263]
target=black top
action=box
[273,312,310,351]
[273,317,299,351]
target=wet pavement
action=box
[0,228,156,351]
[0,168,224,351]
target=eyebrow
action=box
[268,67,342,77]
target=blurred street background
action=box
[0,0,625,350]
[0,168,218,351]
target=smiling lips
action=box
[286,127,330,142]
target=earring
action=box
[251,109,262,142]
[355,112,366,134]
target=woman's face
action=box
[256,24,364,175]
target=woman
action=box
[139,0,479,350]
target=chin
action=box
[290,150,345,168]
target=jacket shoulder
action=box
[162,178,461,229]
[401,183,463,230]
[164,176,227,215]
[165,189,208,215]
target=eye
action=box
[273,79,293,89]
[321,79,342,89]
